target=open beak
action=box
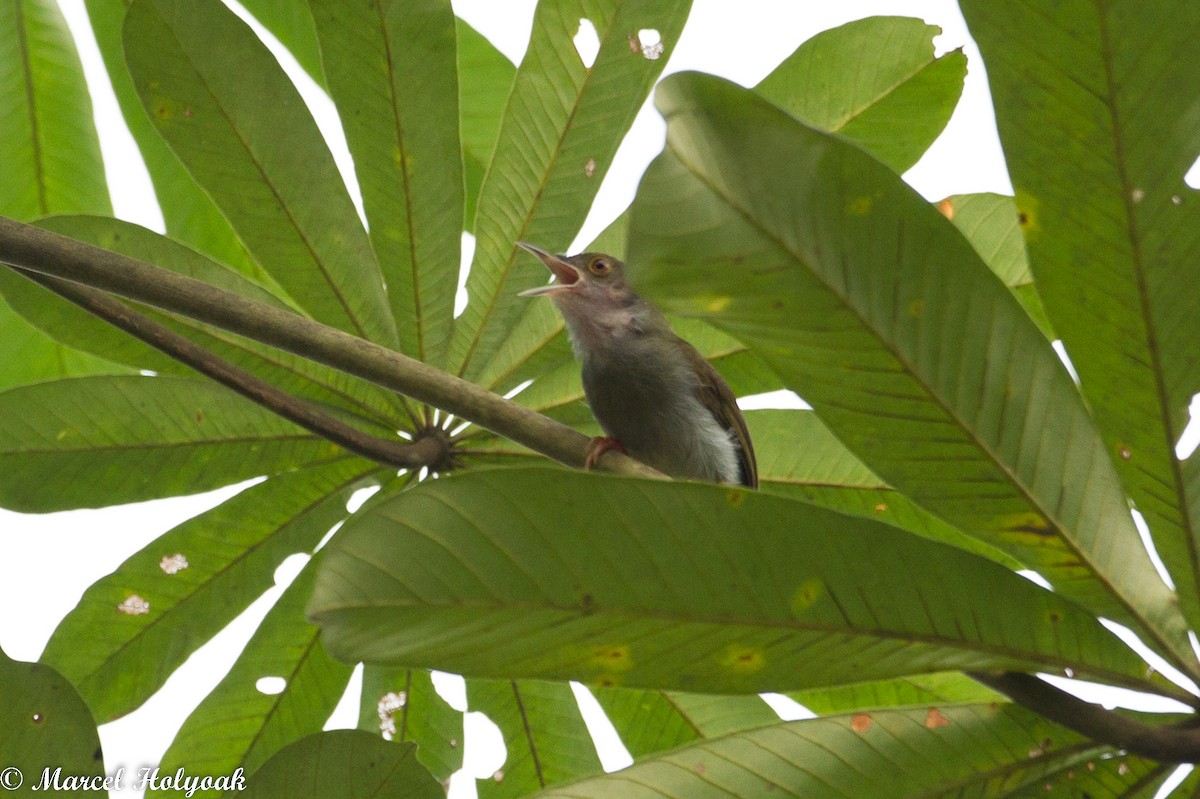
[517,242,581,297]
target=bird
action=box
[517,242,757,488]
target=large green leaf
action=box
[310,468,1165,696]
[627,71,1194,675]
[225,731,441,799]
[123,0,397,345]
[447,0,691,379]
[309,0,463,368]
[469,679,602,797]
[755,16,966,174]
[357,667,463,783]
[526,704,1135,799]
[40,459,374,722]
[0,645,104,790]
[959,0,1200,634]
[150,558,354,797]
[0,375,344,512]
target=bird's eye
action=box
[588,257,611,276]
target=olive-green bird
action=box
[518,242,757,488]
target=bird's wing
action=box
[681,339,758,488]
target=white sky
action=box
[1,1,1194,797]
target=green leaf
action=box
[151,559,354,797]
[755,16,966,174]
[41,459,374,722]
[357,668,463,783]
[457,18,515,226]
[628,71,1194,675]
[447,0,691,379]
[82,0,259,278]
[310,468,1161,696]
[309,0,463,367]
[526,704,1122,799]
[787,673,1002,715]
[0,645,104,790]
[0,375,343,512]
[0,0,110,219]
[959,0,1200,635]
[123,0,397,345]
[469,679,602,796]
[224,730,441,799]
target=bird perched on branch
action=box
[518,242,757,488]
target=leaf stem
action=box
[12,266,443,470]
[0,216,662,479]
[971,671,1200,762]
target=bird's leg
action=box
[584,436,626,470]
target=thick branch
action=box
[13,266,442,470]
[970,671,1200,763]
[0,216,661,479]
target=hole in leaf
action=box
[273,553,309,587]
[256,676,286,695]
[1186,154,1200,189]
[346,485,380,514]
[573,19,600,68]
[454,232,475,319]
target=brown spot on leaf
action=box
[925,708,950,728]
[851,713,872,733]
[937,198,955,219]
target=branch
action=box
[970,671,1200,763]
[0,216,662,479]
[12,266,444,470]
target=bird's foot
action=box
[584,436,626,470]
